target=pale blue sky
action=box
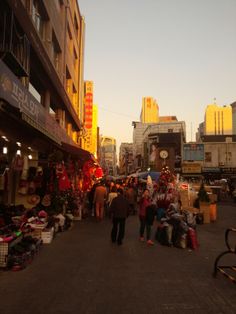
[78,0,236,149]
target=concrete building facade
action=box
[142,121,186,172]
[132,121,155,170]
[182,138,236,180]
[100,136,117,176]
[0,0,90,204]
[119,143,134,175]
[0,0,85,143]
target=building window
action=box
[205,152,212,162]
[226,152,232,162]
[74,14,79,36]
[73,47,78,70]
[67,25,73,54]
[66,67,72,96]
[72,84,78,110]
[32,0,46,39]
[52,32,61,72]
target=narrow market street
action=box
[1,201,236,314]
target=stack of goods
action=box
[0,224,41,270]
[193,183,212,224]
[0,224,23,268]
[178,182,190,208]
[7,236,42,271]
[155,168,199,250]
[156,166,177,221]
[155,203,199,250]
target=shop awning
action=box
[61,142,92,162]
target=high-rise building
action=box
[231,102,236,135]
[159,116,178,122]
[140,97,159,123]
[196,122,204,142]
[204,104,232,135]
[119,143,134,175]
[132,121,154,170]
[100,136,117,176]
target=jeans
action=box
[139,216,152,240]
[111,218,126,244]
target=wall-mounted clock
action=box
[159,150,169,159]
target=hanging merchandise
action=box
[67,160,75,177]
[94,166,103,179]
[18,179,28,195]
[27,194,41,206]
[21,156,29,180]
[12,155,24,171]
[17,156,29,195]
[41,194,51,207]
[34,167,44,196]
[56,163,71,191]
[0,174,5,190]
[28,181,36,195]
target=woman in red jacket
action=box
[138,189,154,245]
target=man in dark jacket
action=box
[109,188,129,245]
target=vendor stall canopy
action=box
[61,142,92,163]
[128,171,160,182]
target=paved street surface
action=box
[1,201,236,314]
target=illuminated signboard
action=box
[183,144,204,161]
[84,81,93,129]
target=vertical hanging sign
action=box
[84,81,93,129]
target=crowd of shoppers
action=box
[82,167,189,247]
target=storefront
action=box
[0,59,97,207]
[181,162,203,182]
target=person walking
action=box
[139,189,154,245]
[93,181,107,221]
[125,183,137,215]
[109,188,129,245]
[107,186,118,208]
[107,186,118,218]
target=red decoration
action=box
[56,163,71,191]
[94,167,103,178]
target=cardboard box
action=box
[200,202,210,223]
[41,227,54,244]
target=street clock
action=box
[159,150,169,159]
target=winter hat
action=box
[27,194,40,206]
[41,194,51,207]
[38,210,48,218]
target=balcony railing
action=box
[0,8,30,77]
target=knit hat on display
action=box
[27,194,40,206]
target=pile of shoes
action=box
[7,236,42,271]
[0,224,21,243]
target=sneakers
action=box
[147,240,154,245]
[139,237,145,242]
